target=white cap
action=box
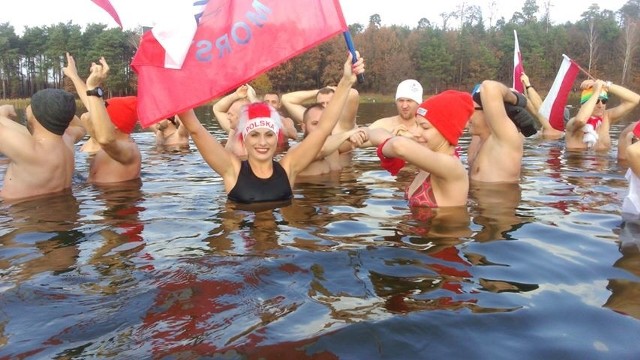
[395,79,423,104]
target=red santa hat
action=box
[237,102,282,140]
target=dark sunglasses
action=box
[596,98,608,105]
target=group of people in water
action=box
[1,51,639,218]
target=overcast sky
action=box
[0,0,630,35]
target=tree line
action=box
[2,0,640,100]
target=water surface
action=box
[1,103,639,359]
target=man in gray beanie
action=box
[0,88,85,200]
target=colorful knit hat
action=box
[580,87,608,104]
[416,90,474,146]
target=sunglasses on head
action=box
[596,98,608,105]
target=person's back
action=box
[1,131,75,200]
[0,90,77,200]
[89,137,141,183]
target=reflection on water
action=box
[1,103,640,358]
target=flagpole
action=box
[564,54,594,80]
[343,31,365,84]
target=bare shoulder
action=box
[368,116,396,129]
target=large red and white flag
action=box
[90,0,122,28]
[513,30,524,93]
[539,54,580,131]
[131,0,348,127]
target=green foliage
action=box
[2,1,640,100]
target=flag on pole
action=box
[513,30,524,93]
[131,0,348,127]
[148,1,200,70]
[90,0,123,28]
[539,54,580,131]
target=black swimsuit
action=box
[227,160,293,204]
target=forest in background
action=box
[2,0,640,101]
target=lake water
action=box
[1,103,639,359]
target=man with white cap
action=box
[366,79,423,137]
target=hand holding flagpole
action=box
[343,31,364,84]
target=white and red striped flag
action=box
[90,0,122,28]
[513,30,524,93]
[539,54,580,131]
[131,0,348,127]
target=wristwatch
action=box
[86,87,104,98]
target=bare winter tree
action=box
[621,19,640,85]
[581,4,602,72]
[541,0,552,33]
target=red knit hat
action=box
[106,96,138,134]
[416,90,474,146]
[634,121,640,138]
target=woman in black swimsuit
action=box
[178,52,364,204]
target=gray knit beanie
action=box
[31,89,76,135]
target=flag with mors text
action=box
[90,0,123,27]
[539,54,580,131]
[513,30,524,93]
[131,0,348,127]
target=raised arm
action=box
[63,52,91,110]
[0,105,34,162]
[281,116,299,140]
[64,115,88,145]
[605,81,640,123]
[567,80,606,132]
[334,88,360,133]
[281,89,318,125]
[174,116,190,137]
[0,105,28,136]
[84,58,137,165]
[478,80,524,147]
[281,52,364,181]
[212,85,255,132]
[521,73,542,112]
[178,108,239,190]
[376,133,465,180]
[316,127,364,159]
